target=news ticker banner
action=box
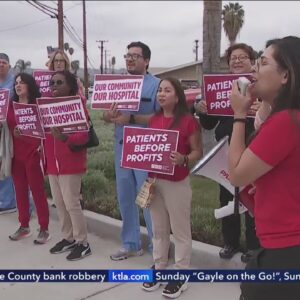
[202,73,255,117]
[1,270,300,283]
[36,95,88,134]
[91,74,144,111]
[0,88,10,122]
[121,126,179,175]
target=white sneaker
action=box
[110,247,143,261]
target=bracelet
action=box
[129,114,135,124]
[233,118,247,124]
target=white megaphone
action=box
[190,136,250,218]
[191,136,234,194]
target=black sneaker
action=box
[142,265,161,291]
[50,239,76,254]
[241,250,255,264]
[66,243,91,261]
[219,245,239,259]
[162,281,188,298]
[142,281,161,292]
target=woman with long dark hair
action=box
[229,36,300,300]
[141,77,202,298]
[7,73,50,244]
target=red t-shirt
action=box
[148,113,199,181]
[249,110,300,249]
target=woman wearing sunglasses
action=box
[229,36,300,300]
[44,71,91,261]
[5,73,50,244]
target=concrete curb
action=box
[83,209,244,269]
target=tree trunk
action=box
[202,0,222,154]
[203,0,222,74]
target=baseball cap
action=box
[0,53,9,63]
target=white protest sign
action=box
[36,96,88,133]
[91,74,143,111]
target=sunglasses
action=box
[50,79,65,86]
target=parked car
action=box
[184,88,202,110]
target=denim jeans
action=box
[0,177,16,209]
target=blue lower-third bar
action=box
[108,270,153,282]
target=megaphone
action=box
[191,136,234,194]
[191,136,254,218]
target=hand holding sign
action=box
[51,127,68,142]
[170,151,185,166]
[13,127,21,138]
[194,100,208,114]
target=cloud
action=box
[1,1,300,71]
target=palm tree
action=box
[203,0,222,74]
[13,59,31,73]
[202,0,222,153]
[222,2,245,46]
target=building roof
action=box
[153,61,202,76]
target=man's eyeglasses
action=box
[50,79,65,86]
[123,53,143,61]
[230,55,249,62]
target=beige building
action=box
[150,56,229,88]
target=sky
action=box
[1,1,300,71]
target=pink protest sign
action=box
[36,96,88,134]
[33,70,55,97]
[0,89,10,121]
[13,102,45,139]
[91,74,143,111]
[203,73,253,117]
[121,126,179,175]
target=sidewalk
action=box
[0,205,243,300]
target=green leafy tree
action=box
[222,2,245,46]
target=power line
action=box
[0,17,51,33]
[25,1,56,18]
[35,1,58,14]
[63,21,83,48]
[64,17,83,44]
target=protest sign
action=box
[0,88,10,121]
[202,73,254,117]
[37,96,88,133]
[91,74,143,111]
[33,70,55,97]
[13,102,45,139]
[121,126,179,175]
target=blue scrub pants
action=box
[114,141,153,251]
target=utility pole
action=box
[96,40,108,74]
[57,0,64,50]
[82,0,88,98]
[194,39,199,61]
